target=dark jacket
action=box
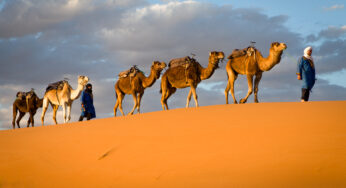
[80,90,96,119]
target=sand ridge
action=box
[0,101,346,187]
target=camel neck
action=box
[71,83,84,100]
[200,56,218,80]
[257,49,282,72]
[142,68,157,88]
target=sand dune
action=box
[1,101,346,187]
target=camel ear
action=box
[152,61,155,65]
[272,42,279,47]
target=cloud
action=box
[323,4,344,11]
[306,25,346,42]
[318,25,346,39]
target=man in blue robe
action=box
[297,46,316,102]
[79,83,96,121]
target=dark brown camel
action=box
[12,90,43,129]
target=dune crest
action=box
[1,101,346,187]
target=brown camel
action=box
[225,42,287,104]
[12,90,43,129]
[114,61,167,116]
[160,51,225,110]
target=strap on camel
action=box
[169,55,197,83]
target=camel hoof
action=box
[254,100,259,103]
[239,99,246,104]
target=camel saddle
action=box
[118,65,142,78]
[16,90,36,100]
[228,46,256,59]
[45,80,67,93]
[169,56,196,68]
[16,92,27,100]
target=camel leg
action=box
[30,111,37,127]
[225,70,238,104]
[52,104,59,125]
[113,92,120,117]
[160,81,168,110]
[66,104,72,122]
[137,92,144,114]
[186,89,192,108]
[118,93,125,116]
[163,87,176,110]
[12,105,18,129]
[62,103,67,123]
[254,73,262,103]
[240,75,254,104]
[16,112,25,129]
[27,112,32,127]
[41,98,49,125]
[161,89,170,110]
[191,86,199,107]
[128,93,138,115]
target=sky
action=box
[0,0,345,129]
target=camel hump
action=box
[118,65,143,78]
[228,46,257,59]
[45,80,67,93]
[169,56,196,68]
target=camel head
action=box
[78,75,89,87]
[270,42,287,53]
[151,61,167,79]
[209,51,225,68]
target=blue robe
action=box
[297,56,316,90]
[80,90,96,119]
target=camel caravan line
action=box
[12,42,287,129]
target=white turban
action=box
[304,46,313,61]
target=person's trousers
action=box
[79,112,91,121]
[301,88,310,101]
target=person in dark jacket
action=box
[297,46,316,102]
[79,83,96,121]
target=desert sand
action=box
[1,101,346,187]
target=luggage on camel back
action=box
[228,46,256,59]
[16,92,27,100]
[16,89,36,100]
[118,65,143,78]
[45,80,67,93]
[169,56,197,68]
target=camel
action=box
[225,42,287,104]
[12,90,43,129]
[114,61,167,116]
[160,51,225,110]
[41,75,89,125]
